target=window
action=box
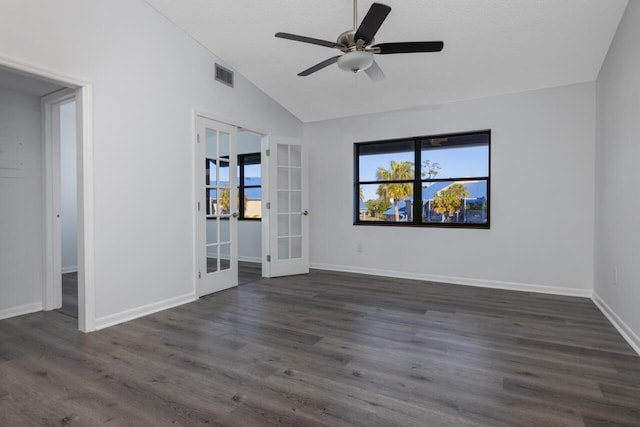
[354,130,490,228]
[237,153,262,219]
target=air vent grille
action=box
[215,64,234,87]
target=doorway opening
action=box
[55,97,78,319]
[0,58,94,332]
[237,128,264,285]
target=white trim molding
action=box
[94,293,196,331]
[42,88,76,312]
[309,263,593,298]
[0,302,43,321]
[592,292,640,356]
[75,84,96,333]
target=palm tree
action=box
[376,161,414,221]
[219,188,231,214]
[219,188,248,216]
[433,183,469,222]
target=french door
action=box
[262,136,309,277]
[196,116,238,297]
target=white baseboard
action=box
[238,256,261,264]
[94,293,196,330]
[309,263,592,298]
[61,266,78,274]
[592,292,640,356]
[0,302,43,321]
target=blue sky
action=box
[359,145,489,201]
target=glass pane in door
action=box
[198,116,238,296]
[204,129,233,276]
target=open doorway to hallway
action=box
[237,128,264,285]
[0,61,93,331]
[56,98,78,319]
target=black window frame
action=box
[354,130,491,228]
[237,152,262,221]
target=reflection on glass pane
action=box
[291,213,302,236]
[219,132,230,157]
[277,191,289,213]
[291,168,301,190]
[220,218,230,243]
[206,245,218,273]
[358,140,414,181]
[278,237,289,260]
[277,144,288,166]
[206,189,217,216]
[277,167,289,190]
[219,160,230,185]
[278,214,289,237]
[220,244,231,271]
[206,219,217,244]
[421,144,489,179]
[291,236,302,259]
[206,159,218,185]
[206,129,217,158]
[290,191,301,213]
[422,180,488,224]
[290,145,301,167]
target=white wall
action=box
[595,1,640,351]
[0,88,44,319]
[0,0,302,327]
[60,100,77,273]
[305,83,596,296]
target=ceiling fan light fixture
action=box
[337,50,374,73]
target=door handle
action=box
[231,212,239,218]
[302,210,309,216]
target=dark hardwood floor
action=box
[56,272,79,319]
[55,262,262,321]
[1,269,639,426]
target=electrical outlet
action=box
[356,243,363,253]
[613,268,618,286]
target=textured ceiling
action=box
[145,0,628,123]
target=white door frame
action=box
[42,89,76,312]
[0,55,96,332]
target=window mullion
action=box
[413,138,421,224]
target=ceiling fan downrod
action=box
[353,0,358,31]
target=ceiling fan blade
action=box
[275,32,341,49]
[364,60,385,82]
[373,41,444,54]
[354,3,391,45]
[298,56,341,76]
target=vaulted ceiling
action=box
[146,0,628,122]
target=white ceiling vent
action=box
[215,64,234,88]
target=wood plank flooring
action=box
[56,272,78,319]
[1,269,639,426]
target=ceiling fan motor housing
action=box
[337,30,372,50]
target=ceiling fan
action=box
[275,1,444,81]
